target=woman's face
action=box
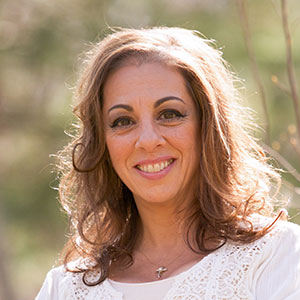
[103,61,200,206]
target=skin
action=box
[102,61,203,282]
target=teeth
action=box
[137,159,173,173]
[153,163,160,172]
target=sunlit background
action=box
[1,0,300,299]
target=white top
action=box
[109,277,174,300]
[36,220,300,300]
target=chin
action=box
[133,189,184,206]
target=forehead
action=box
[102,62,192,108]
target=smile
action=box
[136,159,174,173]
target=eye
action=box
[110,117,135,129]
[158,109,186,121]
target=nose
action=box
[135,119,165,151]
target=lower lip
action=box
[135,160,176,180]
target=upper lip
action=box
[135,156,175,167]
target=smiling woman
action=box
[103,62,199,205]
[36,27,300,300]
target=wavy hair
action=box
[57,27,283,285]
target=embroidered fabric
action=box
[36,221,300,300]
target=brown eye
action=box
[111,117,135,128]
[159,109,186,121]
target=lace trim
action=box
[163,231,275,300]
[63,225,282,300]
[68,271,122,300]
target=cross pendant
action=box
[155,266,168,279]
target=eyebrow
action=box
[154,96,185,108]
[108,104,133,113]
[107,96,185,113]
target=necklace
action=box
[137,249,184,279]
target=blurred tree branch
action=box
[237,0,300,185]
[281,0,300,144]
[271,75,291,96]
[263,143,300,182]
[236,0,270,144]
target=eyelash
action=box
[158,109,187,122]
[110,117,134,129]
[110,109,187,129]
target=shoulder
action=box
[249,220,300,298]
[259,219,300,248]
[206,220,300,297]
[244,214,300,246]
[217,219,300,281]
[35,265,70,300]
[274,218,300,236]
[261,219,300,264]
[168,221,300,299]
[35,260,87,300]
[35,261,122,300]
[240,219,300,258]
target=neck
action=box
[109,194,207,282]
[134,199,188,253]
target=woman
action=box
[36,27,300,299]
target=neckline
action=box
[109,274,176,286]
[105,243,226,294]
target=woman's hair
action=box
[57,27,282,285]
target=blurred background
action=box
[1,0,300,299]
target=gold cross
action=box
[155,266,168,279]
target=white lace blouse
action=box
[36,221,300,300]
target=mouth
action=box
[135,159,175,173]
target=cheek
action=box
[105,136,122,167]
[105,133,135,171]
[164,124,199,150]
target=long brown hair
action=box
[57,27,282,285]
